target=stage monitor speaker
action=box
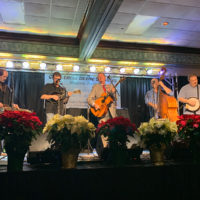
[66,108,87,118]
[116,108,130,119]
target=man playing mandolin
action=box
[41,72,72,122]
[88,73,117,123]
[145,78,173,119]
[178,74,200,114]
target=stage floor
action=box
[0,149,150,172]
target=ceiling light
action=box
[40,63,46,70]
[90,66,96,72]
[56,57,79,61]
[120,68,125,73]
[117,61,138,65]
[162,22,169,26]
[73,65,80,72]
[56,64,63,71]
[147,69,153,75]
[22,62,29,69]
[134,68,140,74]
[88,59,110,64]
[6,61,14,68]
[22,54,46,59]
[104,67,111,73]
[126,15,158,35]
[0,53,13,57]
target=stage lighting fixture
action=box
[90,66,96,72]
[6,61,14,68]
[73,65,80,72]
[56,64,63,71]
[105,67,111,73]
[120,68,125,73]
[147,69,153,75]
[134,68,140,74]
[22,62,29,69]
[40,63,46,70]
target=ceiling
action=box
[0,0,200,49]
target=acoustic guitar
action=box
[185,97,200,112]
[90,77,126,117]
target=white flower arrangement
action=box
[43,114,96,152]
[137,118,177,149]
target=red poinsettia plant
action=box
[176,114,200,138]
[0,110,42,152]
[176,114,200,152]
[96,116,137,149]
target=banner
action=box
[44,73,121,108]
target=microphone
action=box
[107,75,111,80]
[56,79,61,84]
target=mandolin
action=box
[49,89,81,103]
[90,77,125,117]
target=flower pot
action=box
[149,144,166,166]
[5,141,29,172]
[7,151,27,172]
[61,148,80,169]
[106,147,129,167]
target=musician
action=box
[0,69,19,154]
[178,74,200,114]
[145,78,173,119]
[40,72,72,122]
[88,73,117,123]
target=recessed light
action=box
[163,22,169,26]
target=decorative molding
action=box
[0,39,79,57]
[92,47,200,66]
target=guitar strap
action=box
[195,84,199,114]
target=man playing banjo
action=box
[178,74,200,115]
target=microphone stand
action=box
[10,72,14,109]
[107,76,120,96]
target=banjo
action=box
[185,97,200,112]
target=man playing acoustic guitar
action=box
[178,74,200,115]
[88,73,117,154]
[88,73,117,123]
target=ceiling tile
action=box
[185,7,200,20]
[51,5,75,19]
[111,12,136,25]
[118,0,146,14]
[140,2,194,19]
[106,23,129,34]
[150,0,200,7]
[152,17,199,31]
[25,15,49,27]
[24,0,50,4]
[50,18,73,30]
[52,0,78,7]
[24,2,50,17]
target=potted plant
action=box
[43,114,96,169]
[96,116,139,166]
[176,114,200,163]
[0,110,42,171]
[138,117,177,165]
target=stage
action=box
[0,151,200,200]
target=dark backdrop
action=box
[5,71,188,127]
[7,71,45,124]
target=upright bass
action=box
[157,67,179,122]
